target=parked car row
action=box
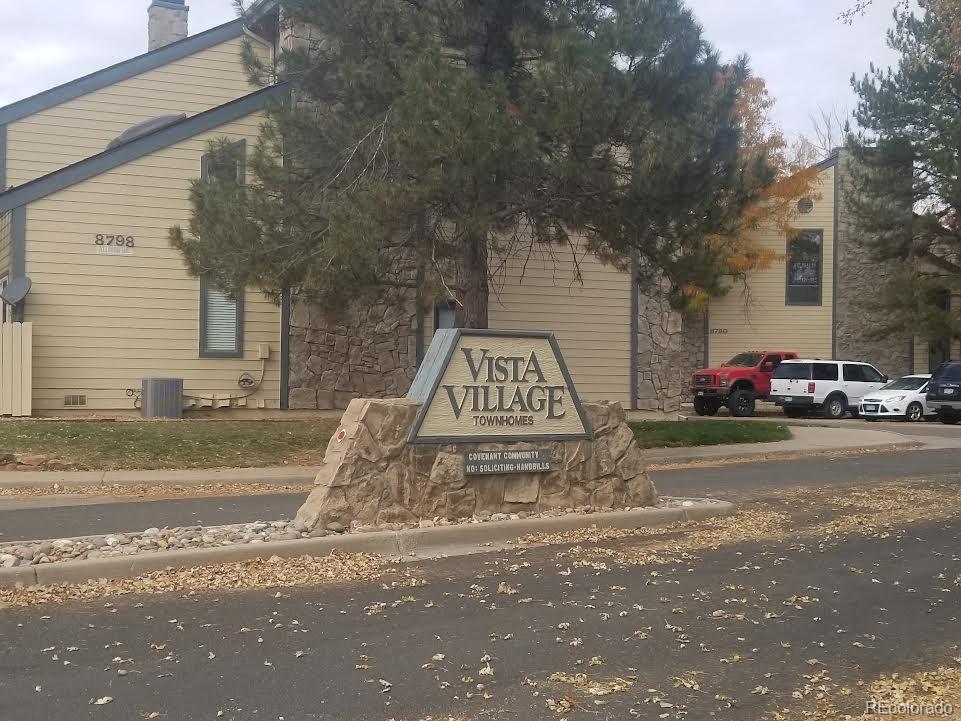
[691,353,961,425]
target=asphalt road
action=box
[2,446,961,544]
[2,503,959,720]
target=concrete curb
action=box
[0,498,734,588]
[645,441,922,466]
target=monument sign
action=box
[407,329,592,443]
[293,329,656,532]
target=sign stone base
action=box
[293,398,657,531]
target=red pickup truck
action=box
[691,351,798,417]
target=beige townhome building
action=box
[0,1,938,417]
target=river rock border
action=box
[0,497,731,575]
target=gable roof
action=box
[0,19,245,126]
[0,83,288,214]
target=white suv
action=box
[769,359,889,419]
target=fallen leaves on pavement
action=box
[0,551,393,607]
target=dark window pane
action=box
[774,363,811,380]
[941,364,961,381]
[786,230,823,305]
[813,363,838,381]
[725,353,763,367]
[435,302,456,329]
[843,364,865,382]
[861,365,884,383]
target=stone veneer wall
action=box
[287,295,420,410]
[636,290,705,412]
[834,151,913,377]
[293,398,657,530]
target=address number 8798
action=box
[95,234,135,247]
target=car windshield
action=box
[881,376,927,391]
[773,363,811,380]
[723,352,764,367]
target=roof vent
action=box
[106,113,187,150]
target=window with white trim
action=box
[200,278,243,357]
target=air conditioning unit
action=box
[141,377,184,419]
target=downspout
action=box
[831,156,841,359]
[279,288,290,409]
[11,205,26,322]
[630,252,638,410]
[0,124,6,191]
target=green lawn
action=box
[629,420,791,449]
[0,418,789,471]
[0,420,339,470]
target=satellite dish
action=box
[1,277,31,306]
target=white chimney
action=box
[148,0,189,52]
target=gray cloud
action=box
[1,0,901,144]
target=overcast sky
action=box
[0,1,901,142]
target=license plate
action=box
[863,404,878,412]
[697,391,704,396]
[783,397,793,402]
[945,388,955,395]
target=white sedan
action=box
[858,374,933,422]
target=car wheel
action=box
[938,410,961,425]
[905,402,925,423]
[783,407,806,418]
[728,389,756,417]
[693,397,720,416]
[823,394,846,420]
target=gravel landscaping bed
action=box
[0,497,713,568]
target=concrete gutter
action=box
[0,498,733,588]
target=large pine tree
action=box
[848,1,961,344]
[172,0,778,328]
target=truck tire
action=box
[823,394,847,420]
[727,389,756,417]
[693,397,720,416]
[938,410,961,425]
[783,406,806,418]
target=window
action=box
[762,354,783,369]
[812,363,839,381]
[786,230,823,305]
[937,363,961,382]
[774,363,811,380]
[200,278,243,357]
[860,365,885,383]
[724,352,764,367]
[201,140,246,185]
[881,376,928,391]
[435,301,456,330]
[843,364,865,382]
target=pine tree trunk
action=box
[455,230,489,329]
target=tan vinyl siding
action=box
[5,36,267,187]
[424,240,632,404]
[0,211,11,277]
[707,166,836,365]
[22,113,281,412]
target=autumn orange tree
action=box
[684,77,820,310]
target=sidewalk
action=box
[0,425,925,490]
[0,465,317,488]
